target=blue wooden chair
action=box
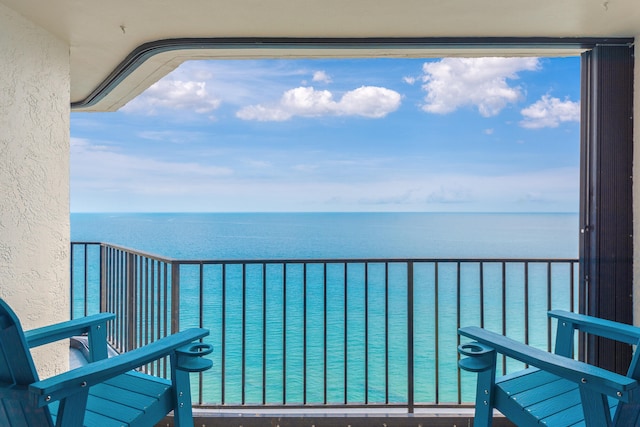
[0,298,212,427]
[458,310,640,426]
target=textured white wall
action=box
[0,3,70,376]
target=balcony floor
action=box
[69,338,514,427]
[177,409,516,427]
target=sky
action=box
[70,56,581,213]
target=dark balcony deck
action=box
[69,335,515,426]
[70,242,577,426]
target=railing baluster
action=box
[107,247,112,342]
[303,262,308,405]
[524,262,529,346]
[163,262,168,378]
[115,248,119,347]
[263,263,267,405]
[343,262,348,405]
[547,262,552,352]
[407,261,414,413]
[323,263,328,405]
[384,262,389,405]
[127,252,136,352]
[84,244,88,317]
[119,250,124,352]
[100,244,106,315]
[170,262,180,335]
[570,261,575,312]
[479,261,484,329]
[242,263,246,405]
[151,260,156,374]
[283,263,287,404]
[70,243,75,318]
[221,263,226,404]
[144,257,149,348]
[434,261,440,405]
[456,262,461,405]
[112,249,117,348]
[137,256,142,349]
[501,261,507,375]
[364,262,369,406]
[199,262,204,405]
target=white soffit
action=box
[80,46,591,112]
[1,0,638,111]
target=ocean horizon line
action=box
[71,211,579,215]
[71,212,579,260]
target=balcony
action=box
[70,242,579,426]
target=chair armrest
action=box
[29,328,209,407]
[25,313,115,348]
[549,310,640,345]
[458,326,638,401]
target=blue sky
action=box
[70,56,580,213]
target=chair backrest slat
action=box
[0,326,37,385]
[0,300,52,426]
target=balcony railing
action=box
[70,242,579,412]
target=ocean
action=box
[71,212,580,405]
[71,212,579,260]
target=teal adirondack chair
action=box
[458,310,640,426]
[0,298,212,427]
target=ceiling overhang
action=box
[1,0,638,112]
[71,37,633,112]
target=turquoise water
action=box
[71,212,579,405]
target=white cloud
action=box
[420,57,540,117]
[312,71,332,83]
[71,137,232,197]
[519,95,580,129]
[137,130,205,144]
[281,87,336,116]
[293,164,319,173]
[316,167,578,212]
[339,86,403,118]
[236,86,401,121]
[358,189,419,205]
[123,79,221,115]
[71,136,579,213]
[235,104,293,122]
[426,185,474,204]
[403,76,417,85]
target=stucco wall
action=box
[0,3,70,376]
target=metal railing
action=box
[70,242,579,411]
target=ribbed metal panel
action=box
[580,44,634,374]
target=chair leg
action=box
[171,342,214,426]
[579,386,612,427]
[458,342,497,427]
[474,368,496,427]
[171,369,194,427]
[55,390,89,427]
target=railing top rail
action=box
[173,258,579,265]
[72,242,577,265]
[74,242,179,263]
